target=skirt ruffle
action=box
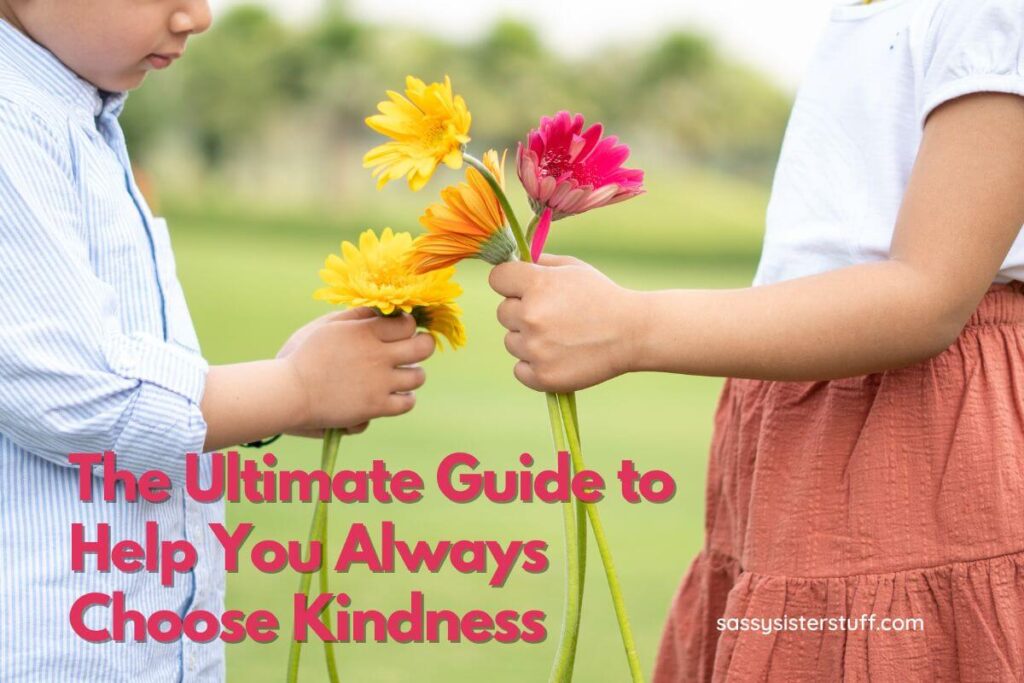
[656,547,1024,682]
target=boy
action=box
[0,1,435,680]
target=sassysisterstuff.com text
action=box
[66,450,677,646]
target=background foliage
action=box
[122,3,791,211]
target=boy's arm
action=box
[200,361,304,453]
[200,308,431,451]
[489,92,1024,390]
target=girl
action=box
[490,0,1024,679]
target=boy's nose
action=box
[170,0,213,36]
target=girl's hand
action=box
[489,254,640,393]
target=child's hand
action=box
[489,255,639,393]
[277,308,435,433]
[275,308,377,437]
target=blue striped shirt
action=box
[0,19,224,682]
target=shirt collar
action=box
[0,18,127,120]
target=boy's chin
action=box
[87,68,147,94]
[112,71,148,93]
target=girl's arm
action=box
[489,92,1024,392]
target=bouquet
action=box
[291,75,646,683]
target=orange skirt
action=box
[653,282,1024,682]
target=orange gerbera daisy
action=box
[408,149,518,273]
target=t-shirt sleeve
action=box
[917,0,1024,127]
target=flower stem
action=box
[557,393,644,683]
[466,151,600,681]
[463,153,531,263]
[526,213,541,245]
[319,429,343,683]
[546,393,583,683]
[565,392,587,623]
[286,429,344,683]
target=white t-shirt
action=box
[753,0,1024,286]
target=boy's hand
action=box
[276,307,374,359]
[274,308,377,437]
[278,308,435,433]
[489,255,640,393]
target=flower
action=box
[314,228,466,349]
[517,111,645,220]
[363,75,472,192]
[412,302,467,349]
[408,149,519,273]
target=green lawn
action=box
[164,165,769,267]
[169,194,760,681]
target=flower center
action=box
[540,149,602,187]
[423,119,447,145]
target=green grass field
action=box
[167,169,764,682]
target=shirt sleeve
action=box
[0,98,208,485]
[917,0,1024,127]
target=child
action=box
[490,0,1024,679]
[0,1,434,681]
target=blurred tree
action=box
[642,31,716,82]
[178,5,295,165]
[119,68,180,164]
[120,4,792,200]
[321,0,346,20]
[478,18,543,63]
[624,31,790,179]
[465,19,571,149]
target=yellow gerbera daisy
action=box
[314,228,466,349]
[363,75,472,192]
[412,302,467,350]
[409,149,518,274]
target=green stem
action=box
[286,429,344,683]
[463,153,531,263]
[465,152,593,680]
[566,392,586,623]
[557,393,644,683]
[319,429,343,683]
[567,393,580,431]
[546,394,583,683]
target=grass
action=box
[167,173,763,682]
[163,165,768,267]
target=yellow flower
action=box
[363,75,472,192]
[409,149,518,273]
[481,148,506,192]
[413,302,467,350]
[314,228,465,349]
